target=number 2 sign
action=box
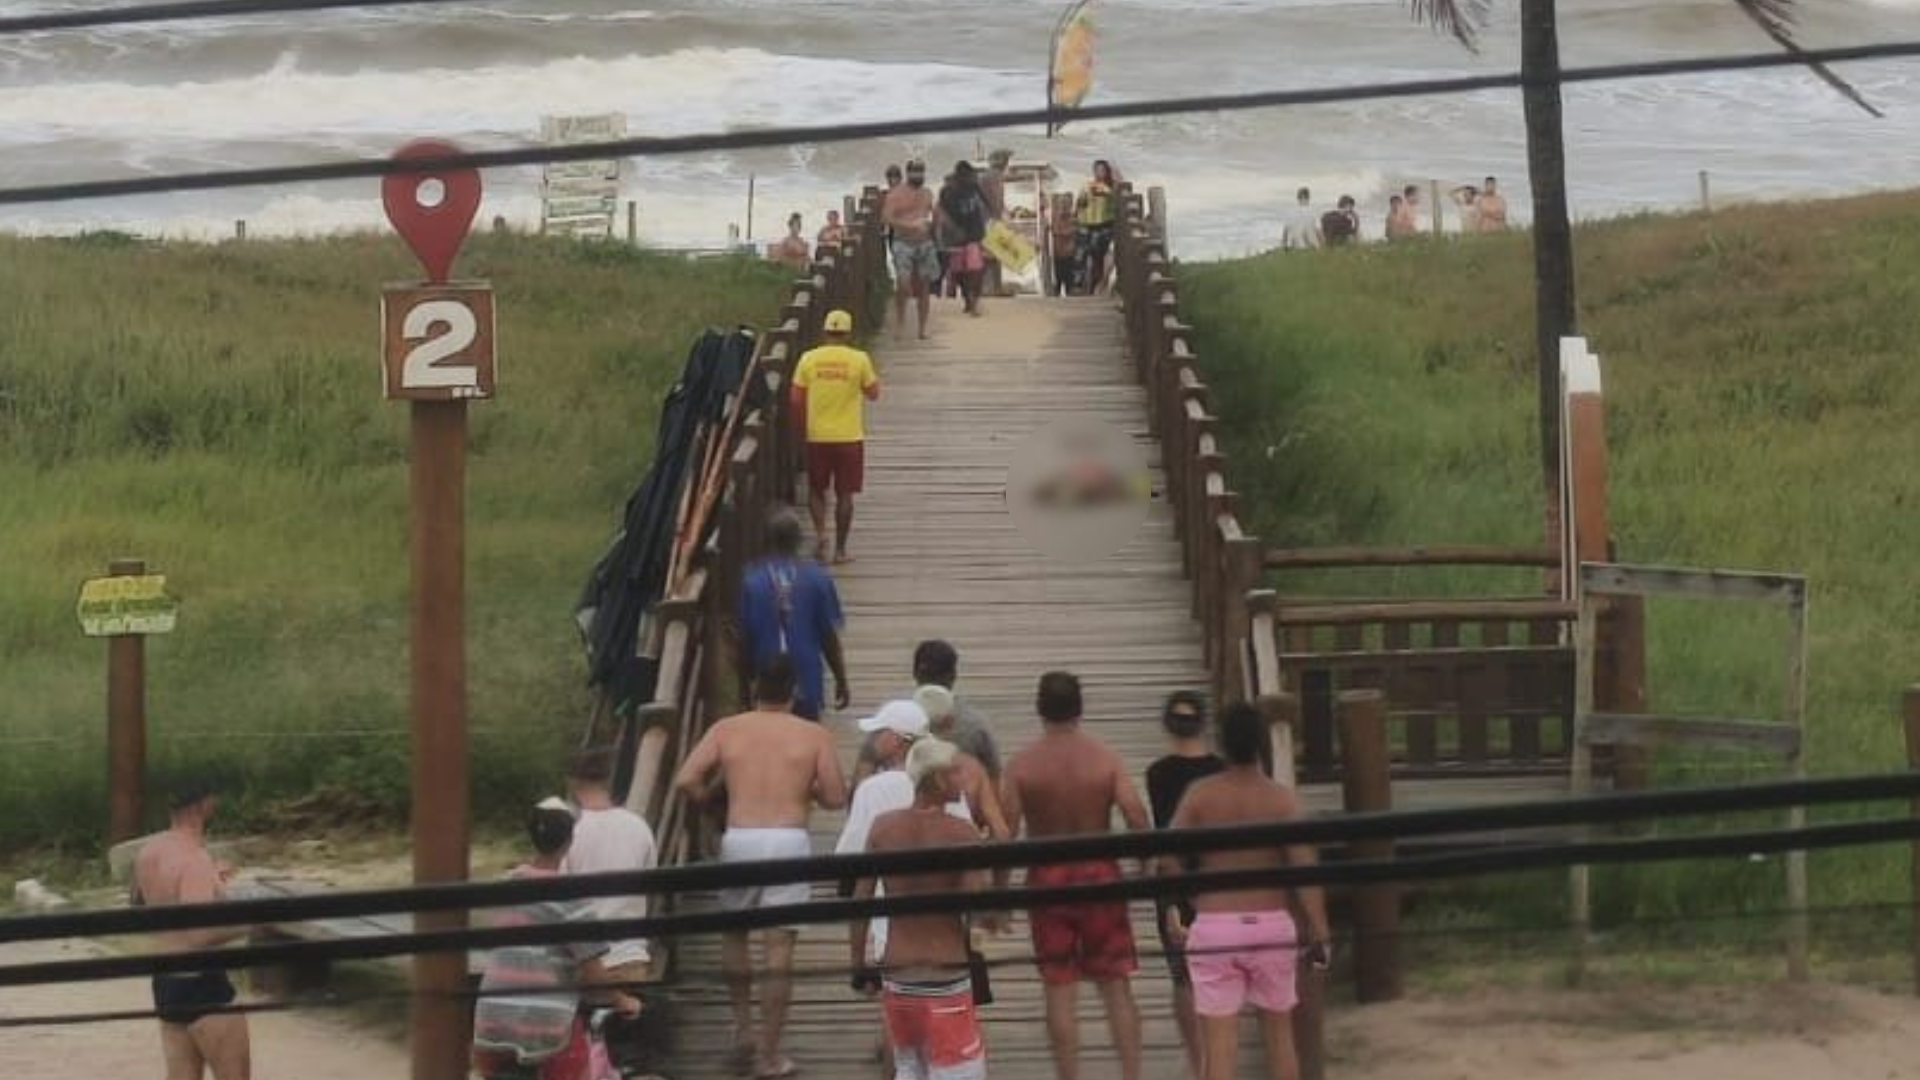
[381,285,497,401]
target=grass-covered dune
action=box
[0,232,788,855]
[1184,192,1920,919]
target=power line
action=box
[6,770,1914,947]
[0,812,1913,990]
[0,0,475,35]
[0,39,1912,209]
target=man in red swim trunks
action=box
[1165,702,1331,1080]
[791,308,880,563]
[1001,670,1148,1080]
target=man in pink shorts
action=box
[1165,702,1331,1080]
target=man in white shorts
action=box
[675,655,848,1079]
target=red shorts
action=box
[1027,861,1137,984]
[883,981,986,1080]
[805,441,864,495]
[950,242,985,274]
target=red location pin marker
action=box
[382,139,482,285]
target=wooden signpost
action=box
[77,558,178,843]
[379,139,490,1080]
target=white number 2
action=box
[400,300,479,389]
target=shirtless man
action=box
[133,777,251,1080]
[884,159,939,341]
[1001,671,1148,1080]
[1476,176,1509,231]
[1164,702,1331,1080]
[674,655,849,1079]
[851,738,991,1080]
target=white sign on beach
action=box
[541,114,626,238]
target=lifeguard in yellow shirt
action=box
[791,309,881,564]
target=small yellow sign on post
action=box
[76,574,178,637]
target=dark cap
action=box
[169,775,219,811]
[527,805,575,857]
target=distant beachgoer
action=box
[884,160,939,341]
[1282,187,1321,251]
[1385,195,1416,242]
[1050,193,1081,295]
[792,309,881,564]
[1076,160,1119,294]
[1164,702,1332,1080]
[938,160,990,316]
[1144,691,1225,1078]
[472,804,643,1080]
[133,777,252,1080]
[737,508,851,719]
[850,739,991,1080]
[1403,184,1424,232]
[673,656,849,1080]
[1002,671,1149,1080]
[818,209,847,248]
[1476,176,1509,231]
[777,213,811,270]
[1320,196,1359,247]
[1450,184,1482,233]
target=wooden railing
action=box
[619,185,889,913]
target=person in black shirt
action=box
[937,160,990,316]
[1144,690,1224,1079]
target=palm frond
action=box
[1732,0,1884,117]
[1409,0,1492,52]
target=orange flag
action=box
[1048,0,1095,136]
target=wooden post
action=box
[1147,186,1168,249]
[1905,686,1920,995]
[410,399,471,1080]
[1698,169,1712,213]
[1430,180,1443,236]
[1783,581,1810,982]
[627,201,638,245]
[1255,689,1323,1080]
[234,220,246,241]
[105,557,147,843]
[745,173,756,243]
[1339,689,1402,1002]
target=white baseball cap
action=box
[913,684,956,723]
[858,699,930,739]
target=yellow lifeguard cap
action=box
[823,309,854,334]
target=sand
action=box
[0,938,405,1078]
[1327,980,1920,1080]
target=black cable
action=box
[5,770,1912,947]
[0,814,1911,990]
[0,0,477,34]
[3,895,1910,1030]
[0,39,1912,208]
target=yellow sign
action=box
[77,575,178,637]
[984,220,1037,273]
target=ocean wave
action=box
[0,46,1032,147]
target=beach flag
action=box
[1047,0,1095,137]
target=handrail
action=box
[611,185,889,965]
[1266,544,1560,570]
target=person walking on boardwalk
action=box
[1164,702,1332,1080]
[938,160,991,316]
[1144,690,1225,1079]
[884,159,939,340]
[133,777,253,1080]
[1074,160,1120,294]
[854,639,1002,788]
[850,738,992,1080]
[791,309,880,566]
[739,507,851,721]
[1001,671,1149,1080]
[560,745,660,1071]
[673,656,849,1079]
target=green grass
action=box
[0,232,788,856]
[1182,192,1920,924]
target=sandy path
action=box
[0,938,406,1077]
[1327,981,1920,1079]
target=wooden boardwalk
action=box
[658,296,1568,1080]
[665,297,1217,1080]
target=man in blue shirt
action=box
[739,508,851,720]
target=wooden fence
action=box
[620,183,887,896]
